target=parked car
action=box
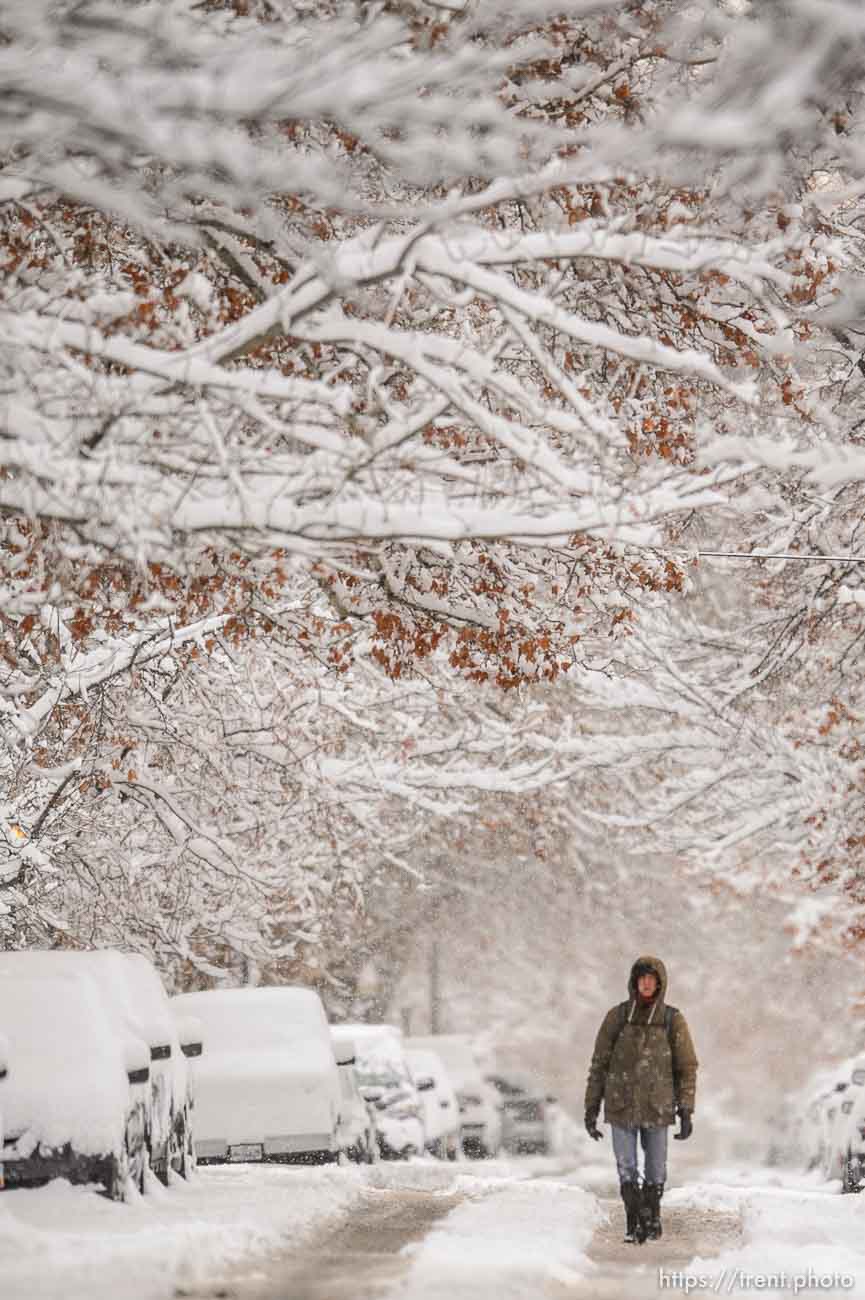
[330,1029,379,1164]
[0,1031,8,1190]
[841,1079,865,1194]
[0,947,195,1185]
[405,1047,460,1160]
[487,1070,556,1155]
[0,972,150,1199]
[337,1024,424,1159]
[407,1034,502,1158]
[817,1059,865,1190]
[171,985,342,1165]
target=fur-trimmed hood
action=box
[628,954,667,1002]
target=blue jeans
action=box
[611,1124,667,1184]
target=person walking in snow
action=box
[584,955,698,1245]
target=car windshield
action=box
[357,1068,401,1088]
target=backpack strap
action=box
[606,1001,629,1060]
[610,1001,677,1056]
[665,1006,681,1093]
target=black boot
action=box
[643,1181,664,1240]
[620,1179,646,1244]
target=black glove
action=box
[673,1107,693,1141]
[585,1113,603,1141]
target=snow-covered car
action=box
[0,973,150,1199]
[337,1024,424,1159]
[814,1055,865,1182]
[487,1071,556,1155]
[408,1035,502,1158]
[840,1076,865,1193]
[330,1030,378,1164]
[171,986,342,1165]
[405,1047,460,1160]
[0,1030,7,1190]
[0,947,194,1184]
[819,1060,865,1189]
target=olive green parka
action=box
[584,955,698,1129]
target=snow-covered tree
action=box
[3,0,865,978]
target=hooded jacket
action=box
[584,955,698,1129]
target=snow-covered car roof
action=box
[406,1034,487,1086]
[333,1024,408,1066]
[171,986,329,1055]
[329,1026,414,1093]
[333,1022,403,1043]
[0,948,158,1051]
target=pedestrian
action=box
[584,955,697,1244]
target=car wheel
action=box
[842,1153,861,1194]
[106,1145,130,1201]
[106,1128,146,1201]
[308,1149,339,1165]
[130,1134,147,1196]
[170,1107,196,1180]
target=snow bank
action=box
[0,1163,367,1300]
[673,1177,865,1299]
[393,1169,602,1298]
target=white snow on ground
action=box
[392,1166,602,1298]
[0,1163,370,1300]
[8,1151,865,1300]
[0,1154,585,1300]
[668,1169,865,1299]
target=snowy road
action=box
[2,1152,864,1300]
[236,1181,464,1300]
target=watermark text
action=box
[658,1267,855,1295]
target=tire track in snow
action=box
[225,1185,463,1300]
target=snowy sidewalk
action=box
[551,1166,865,1300]
[670,1168,865,1300]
